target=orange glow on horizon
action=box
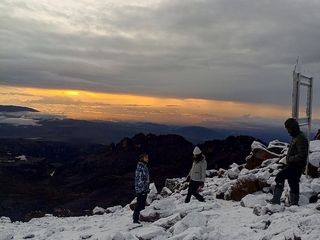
[0,85,292,125]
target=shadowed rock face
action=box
[0,134,255,221]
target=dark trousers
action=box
[185,180,204,203]
[275,165,302,194]
[133,193,147,222]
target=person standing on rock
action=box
[185,146,207,203]
[133,153,150,224]
[268,118,308,206]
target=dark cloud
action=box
[0,0,320,105]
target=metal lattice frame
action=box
[292,65,313,176]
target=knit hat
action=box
[193,146,202,155]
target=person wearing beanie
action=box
[185,146,207,203]
[268,118,308,206]
[133,153,150,224]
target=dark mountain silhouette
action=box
[0,118,289,144]
[0,134,257,221]
[0,105,39,112]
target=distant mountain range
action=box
[0,105,291,143]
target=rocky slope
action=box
[0,134,255,221]
[1,139,320,240]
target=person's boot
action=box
[289,192,299,206]
[267,186,283,204]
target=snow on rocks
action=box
[152,213,181,229]
[240,193,269,208]
[0,216,11,223]
[310,178,320,193]
[93,207,106,215]
[309,140,320,152]
[170,212,207,235]
[309,151,320,168]
[147,183,158,204]
[227,163,241,180]
[2,138,320,240]
[140,198,176,222]
[160,187,172,197]
[130,225,169,240]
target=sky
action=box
[0,0,320,127]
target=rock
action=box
[140,198,176,222]
[165,178,182,192]
[246,148,280,170]
[309,195,318,203]
[216,192,224,199]
[306,163,319,178]
[309,140,320,152]
[0,217,11,224]
[240,193,268,208]
[206,169,219,178]
[23,234,35,239]
[170,227,203,240]
[152,213,181,229]
[229,175,268,201]
[217,169,226,178]
[80,234,92,240]
[129,198,137,211]
[264,204,285,215]
[160,187,173,197]
[146,183,158,205]
[171,212,207,235]
[106,205,122,214]
[310,178,320,194]
[93,206,106,215]
[299,195,309,206]
[131,226,168,240]
[227,167,240,180]
[253,205,263,216]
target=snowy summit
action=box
[1,139,320,240]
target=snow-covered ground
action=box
[1,140,320,240]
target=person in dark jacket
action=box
[268,118,308,205]
[185,146,207,203]
[133,153,150,224]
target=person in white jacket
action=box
[185,146,207,203]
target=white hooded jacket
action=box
[188,155,207,182]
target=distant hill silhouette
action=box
[0,105,39,112]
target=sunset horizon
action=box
[0,84,294,128]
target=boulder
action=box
[245,148,280,170]
[240,193,268,208]
[229,175,268,201]
[140,198,176,222]
[93,206,106,215]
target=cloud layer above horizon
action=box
[1,0,320,106]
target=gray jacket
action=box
[188,155,207,182]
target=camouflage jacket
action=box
[135,161,150,194]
